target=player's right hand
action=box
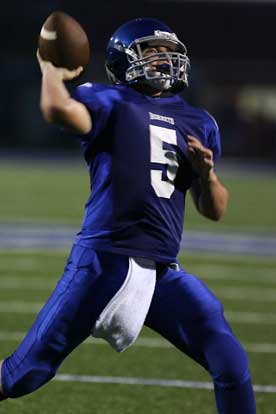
[36,49,83,81]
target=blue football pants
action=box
[1,245,256,413]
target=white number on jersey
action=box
[149,124,179,199]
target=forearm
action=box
[38,61,91,133]
[197,170,229,221]
[40,64,71,123]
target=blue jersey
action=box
[72,83,221,262]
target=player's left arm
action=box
[188,135,229,221]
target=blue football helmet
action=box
[105,18,190,92]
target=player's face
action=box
[134,44,176,96]
[142,45,172,70]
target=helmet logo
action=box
[154,30,178,41]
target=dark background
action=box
[1,0,276,159]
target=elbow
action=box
[208,209,226,221]
[211,188,229,221]
[200,199,228,222]
[209,201,228,221]
[200,208,222,221]
[208,197,228,221]
[197,183,229,221]
[40,103,64,124]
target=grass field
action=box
[0,160,276,413]
[0,161,275,232]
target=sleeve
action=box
[205,112,222,164]
[72,83,114,139]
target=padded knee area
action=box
[205,331,250,388]
[2,354,56,398]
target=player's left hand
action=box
[186,135,214,180]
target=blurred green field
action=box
[0,161,275,232]
[0,160,276,413]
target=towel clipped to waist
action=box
[92,257,156,352]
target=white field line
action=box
[54,373,276,394]
[201,273,276,284]
[1,263,276,281]
[0,278,55,290]
[0,278,276,303]
[0,301,42,313]
[214,287,276,302]
[1,260,276,285]
[226,311,276,324]
[0,331,276,354]
[1,300,276,324]
[197,264,276,283]
[2,278,276,302]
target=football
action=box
[38,11,90,70]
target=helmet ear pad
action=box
[105,48,129,84]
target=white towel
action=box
[92,257,156,352]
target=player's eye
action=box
[143,48,158,56]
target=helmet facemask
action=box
[124,35,190,91]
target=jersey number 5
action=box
[150,124,179,199]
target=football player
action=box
[0,18,256,413]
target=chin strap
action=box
[143,75,172,91]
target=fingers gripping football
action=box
[36,49,83,81]
[187,135,214,178]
